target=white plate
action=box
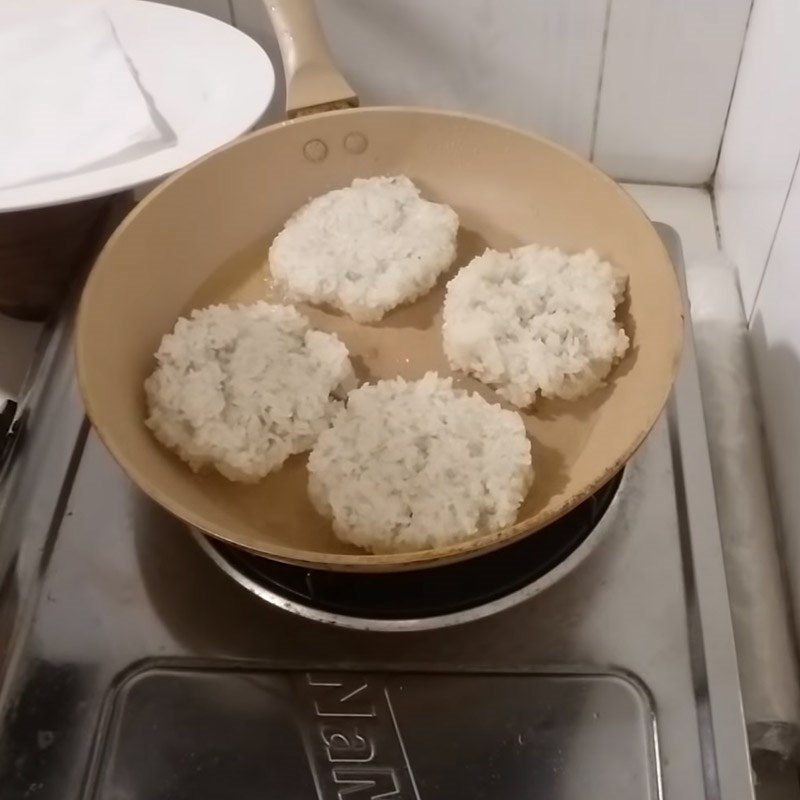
[0,1,274,212]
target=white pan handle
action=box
[264,0,358,117]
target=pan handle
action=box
[264,0,358,118]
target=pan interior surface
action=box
[76,108,682,571]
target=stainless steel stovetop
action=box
[0,225,753,799]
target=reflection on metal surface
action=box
[0,225,754,800]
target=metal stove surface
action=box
[0,225,753,799]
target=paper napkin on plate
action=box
[0,3,172,189]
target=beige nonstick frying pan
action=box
[75,0,683,571]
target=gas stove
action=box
[0,225,753,799]
[193,471,623,631]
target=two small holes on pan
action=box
[303,132,368,162]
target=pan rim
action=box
[75,105,684,572]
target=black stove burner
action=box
[208,471,622,620]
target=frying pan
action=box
[75,0,683,571]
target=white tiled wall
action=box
[714,0,800,635]
[313,0,608,157]
[170,0,751,183]
[748,172,800,635]
[593,0,750,183]
[715,0,800,317]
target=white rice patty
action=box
[144,302,355,483]
[442,244,630,407]
[268,176,459,322]
[307,373,534,554]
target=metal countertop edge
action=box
[0,302,90,714]
[657,222,754,799]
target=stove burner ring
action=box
[194,470,624,632]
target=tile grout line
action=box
[589,0,614,163]
[709,189,722,250]
[747,145,800,325]
[709,0,755,185]
[619,177,708,190]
